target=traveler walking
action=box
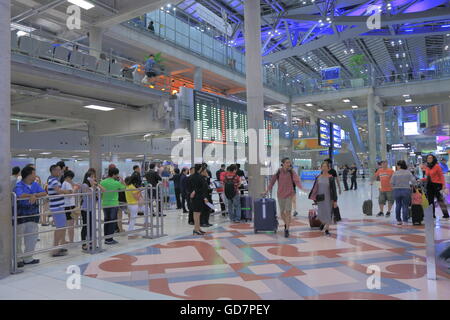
[350,164,358,190]
[170,168,182,210]
[179,168,189,213]
[148,20,155,33]
[142,54,156,84]
[423,154,449,219]
[372,160,395,217]
[221,164,242,223]
[100,167,126,244]
[324,159,342,194]
[308,161,338,236]
[265,158,307,238]
[200,166,213,227]
[186,167,195,224]
[14,166,47,267]
[131,165,143,187]
[145,163,165,216]
[342,164,349,191]
[391,160,417,225]
[189,164,210,235]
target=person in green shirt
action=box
[100,167,125,245]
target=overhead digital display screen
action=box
[194,91,272,145]
[404,121,419,136]
[318,118,331,148]
[332,123,342,149]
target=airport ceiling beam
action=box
[265,8,450,63]
[283,8,450,26]
[11,0,66,23]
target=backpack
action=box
[224,175,236,200]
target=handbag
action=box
[333,206,342,223]
[316,194,325,202]
[421,193,429,209]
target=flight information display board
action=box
[194,91,272,145]
[318,118,331,147]
[332,123,342,149]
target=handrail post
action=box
[11,193,23,274]
[156,182,161,238]
[143,186,150,239]
[150,183,154,239]
[97,189,104,252]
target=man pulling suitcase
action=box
[264,157,308,238]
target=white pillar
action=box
[0,0,12,279]
[286,103,293,159]
[367,89,377,171]
[379,111,387,161]
[244,0,265,199]
[194,67,202,91]
[88,122,102,180]
[89,27,104,59]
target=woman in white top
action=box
[61,171,79,243]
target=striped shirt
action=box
[47,176,65,209]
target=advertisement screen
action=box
[404,121,419,136]
[293,138,328,151]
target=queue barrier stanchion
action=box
[424,205,437,280]
[150,184,154,239]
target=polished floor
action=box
[1,180,449,300]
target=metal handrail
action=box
[11,184,166,274]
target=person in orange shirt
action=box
[424,154,449,220]
[372,160,395,217]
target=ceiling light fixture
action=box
[342,99,351,103]
[40,152,52,155]
[352,105,359,109]
[317,108,324,112]
[67,0,95,10]
[405,99,412,103]
[83,105,115,111]
[305,103,314,107]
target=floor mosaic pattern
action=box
[80,218,450,300]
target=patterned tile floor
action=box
[80,217,450,300]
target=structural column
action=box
[244,0,265,199]
[0,0,12,279]
[367,89,377,172]
[194,67,202,91]
[89,27,104,59]
[88,122,102,179]
[286,103,293,159]
[379,111,387,161]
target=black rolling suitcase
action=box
[240,195,253,222]
[363,185,373,216]
[253,197,278,233]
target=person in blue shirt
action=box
[14,166,47,268]
[440,158,449,174]
[142,54,156,84]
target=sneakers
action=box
[23,259,40,265]
[319,224,325,231]
[376,212,384,217]
[397,221,403,225]
[293,211,298,217]
[386,212,391,217]
[105,240,119,245]
[284,229,289,238]
[17,261,24,268]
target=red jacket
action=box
[425,164,445,186]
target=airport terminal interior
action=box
[0,0,450,301]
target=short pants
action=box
[51,207,67,229]
[379,191,394,205]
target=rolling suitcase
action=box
[253,197,278,234]
[362,185,373,216]
[240,195,253,222]
[309,207,322,229]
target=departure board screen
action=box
[194,91,272,145]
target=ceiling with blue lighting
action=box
[176,0,450,80]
